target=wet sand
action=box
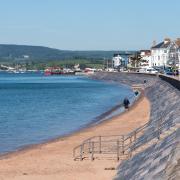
[0,95,150,180]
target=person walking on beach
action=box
[123,97,130,109]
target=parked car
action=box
[138,68,158,74]
[153,67,164,74]
[164,69,173,75]
[146,68,158,74]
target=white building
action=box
[139,50,152,68]
[175,38,180,67]
[151,38,180,67]
[112,54,124,68]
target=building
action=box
[151,38,171,67]
[151,38,180,67]
[112,54,125,68]
[139,50,152,68]
[175,38,180,67]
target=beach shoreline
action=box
[0,88,139,160]
[0,79,137,159]
[0,87,150,180]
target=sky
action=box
[0,0,180,50]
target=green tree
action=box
[129,52,142,68]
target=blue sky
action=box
[0,0,179,50]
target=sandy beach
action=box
[0,94,150,180]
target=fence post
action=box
[91,142,94,161]
[80,144,83,161]
[134,131,137,143]
[130,135,132,146]
[157,124,160,140]
[129,136,132,158]
[117,140,120,161]
[99,136,102,153]
[121,135,124,155]
[88,139,91,153]
[129,147,132,158]
[157,118,162,140]
[73,149,76,161]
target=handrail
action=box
[73,121,149,161]
[73,110,179,161]
[128,121,178,156]
[124,121,149,140]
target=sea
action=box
[0,72,134,155]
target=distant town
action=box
[0,38,179,76]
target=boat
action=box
[44,67,75,76]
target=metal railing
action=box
[73,109,179,161]
[73,121,149,161]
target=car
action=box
[164,70,173,75]
[146,68,158,74]
[138,68,158,74]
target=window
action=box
[162,55,165,60]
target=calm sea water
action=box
[0,72,134,154]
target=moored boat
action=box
[44,67,75,75]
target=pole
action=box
[91,142,94,161]
[122,135,124,155]
[99,136,102,153]
[80,144,83,161]
[157,118,162,140]
[130,136,132,146]
[73,148,76,161]
[117,140,120,161]
[88,139,91,153]
[129,136,132,158]
[134,131,137,142]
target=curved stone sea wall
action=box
[91,72,180,180]
[159,75,180,90]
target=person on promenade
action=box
[134,91,139,96]
[123,97,130,109]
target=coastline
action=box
[0,77,137,158]
[0,87,149,180]
[0,87,139,160]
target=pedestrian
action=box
[123,97,130,109]
[134,91,139,96]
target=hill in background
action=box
[0,44,135,62]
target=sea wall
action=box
[91,72,157,88]
[159,75,180,90]
[91,72,180,180]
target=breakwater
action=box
[91,72,180,180]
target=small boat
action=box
[44,67,75,76]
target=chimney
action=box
[175,38,180,47]
[164,38,171,44]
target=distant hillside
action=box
[0,44,135,62]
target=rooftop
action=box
[152,38,180,49]
[151,41,171,49]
